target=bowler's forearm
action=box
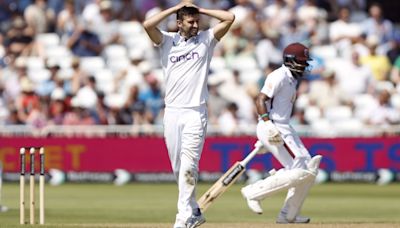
[256,93,270,122]
[143,6,178,30]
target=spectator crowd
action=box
[0,0,399,136]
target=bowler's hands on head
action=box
[178,0,197,9]
[181,0,194,4]
[264,120,284,146]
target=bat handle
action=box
[240,141,265,167]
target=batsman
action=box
[241,42,322,223]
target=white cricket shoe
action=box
[185,213,205,228]
[241,188,263,214]
[276,213,310,224]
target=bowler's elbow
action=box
[142,20,151,31]
[227,13,235,24]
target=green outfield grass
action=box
[0,183,399,228]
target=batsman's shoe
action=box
[241,188,263,214]
[185,213,205,228]
[276,213,310,224]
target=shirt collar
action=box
[282,64,297,82]
[173,32,199,46]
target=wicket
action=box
[20,147,45,225]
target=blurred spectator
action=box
[15,77,47,128]
[24,0,55,34]
[4,17,34,56]
[364,90,400,126]
[335,50,375,100]
[62,100,96,125]
[387,32,400,64]
[128,84,152,125]
[15,0,33,14]
[391,55,400,85]
[219,70,255,125]
[114,85,141,125]
[0,86,8,124]
[207,82,229,125]
[0,34,5,67]
[66,21,103,56]
[217,102,241,136]
[255,35,281,70]
[262,0,293,35]
[61,101,81,125]
[305,53,325,81]
[308,69,342,109]
[56,0,79,43]
[297,0,324,30]
[5,107,24,125]
[360,36,391,81]
[280,20,310,50]
[115,0,141,21]
[145,0,171,31]
[0,0,17,32]
[361,2,394,49]
[198,0,230,10]
[36,59,60,98]
[81,0,102,31]
[77,75,98,109]
[290,107,309,126]
[229,0,254,28]
[114,48,145,95]
[237,4,259,41]
[45,0,61,32]
[139,71,163,123]
[91,0,119,46]
[47,87,67,125]
[307,10,330,46]
[70,57,88,95]
[329,6,362,57]
[94,91,109,125]
[221,22,254,62]
[2,57,28,103]
[47,0,65,16]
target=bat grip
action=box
[239,141,265,167]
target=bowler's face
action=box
[178,14,200,39]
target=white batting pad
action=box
[283,155,323,221]
[242,168,316,201]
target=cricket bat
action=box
[198,141,267,212]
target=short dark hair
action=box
[176,6,199,20]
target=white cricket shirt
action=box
[158,29,217,108]
[260,65,298,124]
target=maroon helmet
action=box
[283,43,312,77]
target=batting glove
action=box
[264,120,283,146]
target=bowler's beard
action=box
[180,28,198,40]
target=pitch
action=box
[1,183,399,227]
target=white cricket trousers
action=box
[256,121,312,218]
[164,105,207,225]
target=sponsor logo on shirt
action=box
[169,51,200,63]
